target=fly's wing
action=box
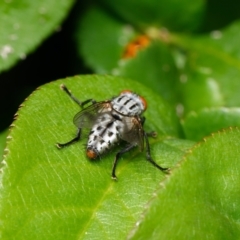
[120,116,144,151]
[73,101,112,128]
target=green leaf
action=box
[129,128,240,239]
[177,21,240,113]
[0,0,75,73]
[116,41,179,104]
[97,0,205,31]
[76,7,136,73]
[76,8,179,103]
[0,75,187,239]
[182,107,240,141]
[0,129,8,159]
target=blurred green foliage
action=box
[1,0,240,239]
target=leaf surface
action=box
[183,107,240,141]
[178,21,240,113]
[129,128,240,240]
[0,0,75,72]
[0,75,190,239]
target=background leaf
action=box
[0,75,191,239]
[97,0,205,31]
[116,41,179,104]
[183,107,240,141]
[77,7,136,74]
[177,21,240,114]
[129,128,240,240]
[0,0,75,72]
[76,8,179,104]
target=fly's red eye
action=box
[120,90,132,94]
[139,96,147,110]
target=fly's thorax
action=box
[99,102,112,113]
[111,91,147,116]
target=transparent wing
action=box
[73,101,112,128]
[120,116,144,151]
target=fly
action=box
[56,84,169,180]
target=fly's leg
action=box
[56,85,95,148]
[140,117,157,137]
[56,129,81,148]
[60,84,96,108]
[141,116,168,172]
[146,131,157,138]
[140,116,158,138]
[140,116,146,125]
[144,131,169,172]
[112,144,136,180]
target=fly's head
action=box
[112,90,147,116]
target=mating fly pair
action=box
[56,85,168,179]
